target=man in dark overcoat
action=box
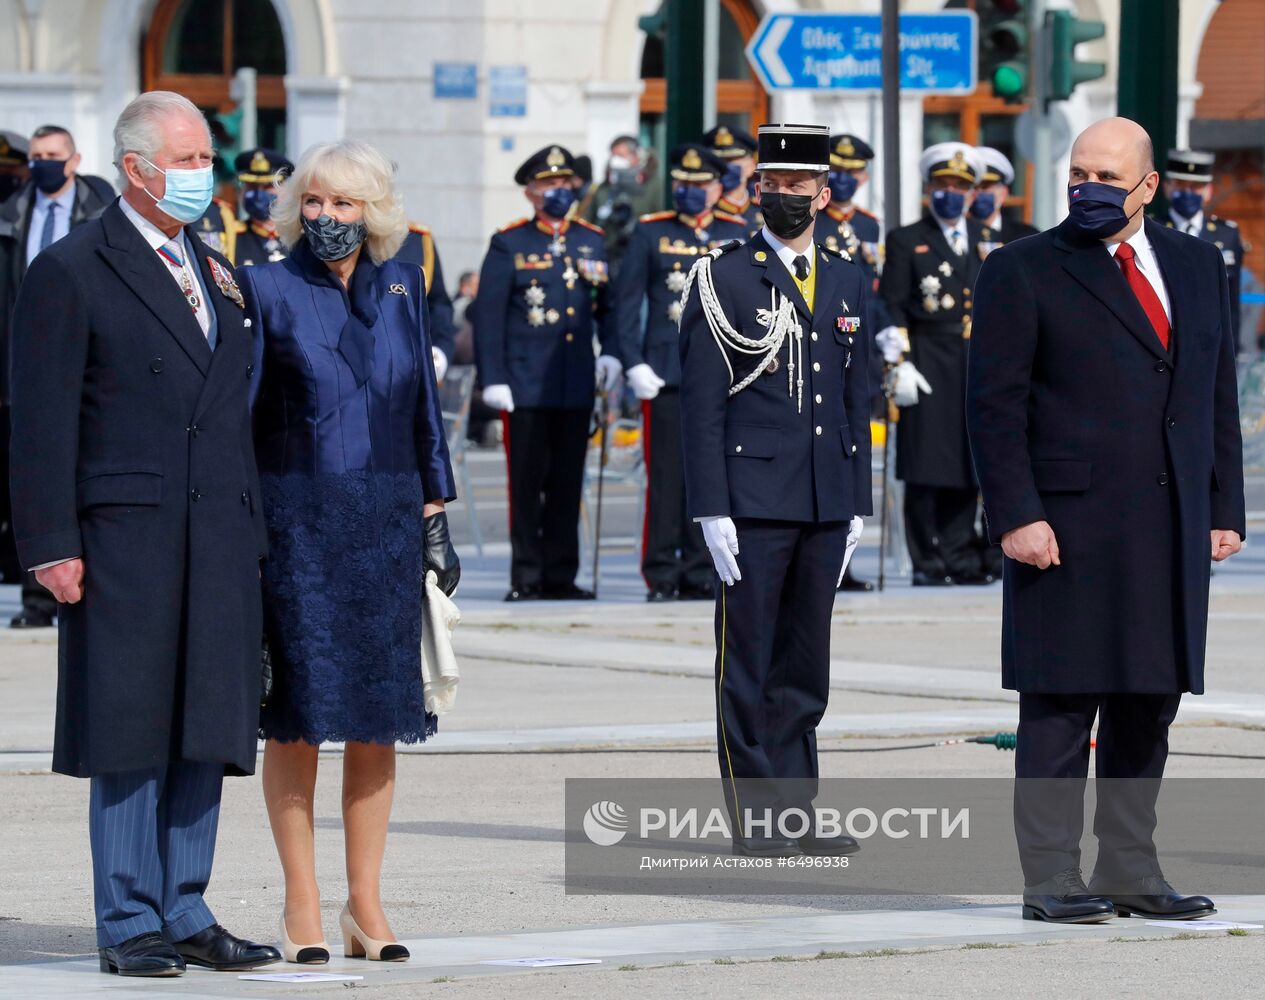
[8,91,279,977]
[967,117,1245,925]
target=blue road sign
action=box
[746,12,977,94]
[434,63,478,100]
[489,65,528,117]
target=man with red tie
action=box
[967,118,1245,925]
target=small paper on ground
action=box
[479,957,603,968]
[239,972,367,982]
[1143,921,1263,931]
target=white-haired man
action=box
[8,90,279,977]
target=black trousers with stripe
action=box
[641,391,711,592]
[1014,692,1181,887]
[713,519,849,835]
[503,407,590,589]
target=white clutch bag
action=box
[421,570,461,714]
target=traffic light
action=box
[1046,9,1106,102]
[980,1,1030,105]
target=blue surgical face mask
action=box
[242,188,277,222]
[30,159,69,195]
[540,186,576,220]
[930,188,966,222]
[828,171,859,204]
[140,156,215,224]
[1170,188,1203,220]
[673,184,709,217]
[720,164,743,194]
[1066,177,1146,239]
[969,191,997,220]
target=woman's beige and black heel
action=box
[339,902,409,962]
[279,914,330,965]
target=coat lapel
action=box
[750,232,812,322]
[96,201,212,375]
[187,227,246,419]
[1145,219,1190,359]
[1053,221,1167,361]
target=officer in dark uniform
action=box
[473,144,620,601]
[614,143,748,602]
[395,221,457,377]
[193,194,238,262]
[705,126,763,234]
[680,124,871,856]
[232,147,292,267]
[879,143,989,587]
[971,146,1038,260]
[1160,148,1246,352]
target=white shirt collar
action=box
[1169,207,1203,232]
[936,214,966,241]
[1106,224,1157,270]
[119,195,186,254]
[760,226,814,277]
[34,182,75,214]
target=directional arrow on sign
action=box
[755,16,794,88]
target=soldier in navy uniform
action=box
[705,125,762,234]
[614,143,748,602]
[193,194,238,262]
[232,147,292,268]
[971,146,1038,261]
[680,124,871,857]
[1160,149,1246,353]
[473,144,620,601]
[878,143,990,587]
[395,221,457,378]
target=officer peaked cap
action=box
[514,145,577,186]
[756,124,830,172]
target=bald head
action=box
[1067,116,1159,242]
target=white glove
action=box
[431,346,449,382]
[626,363,666,401]
[838,516,864,586]
[595,354,623,392]
[889,360,932,408]
[875,326,908,364]
[482,383,515,412]
[700,516,741,586]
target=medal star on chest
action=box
[919,275,941,296]
[938,260,954,277]
[525,285,546,307]
[527,305,547,327]
[665,269,688,294]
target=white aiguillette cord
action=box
[678,249,804,412]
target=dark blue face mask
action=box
[242,188,276,222]
[828,171,859,204]
[540,186,576,220]
[673,184,709,217]
[1169,188,1203,220]
[720,164,743,194]
[969,191,997,220]
[301,213,367,261]
[1066,176,1146,239]
[30,159,68,195]
[930,188,966,222]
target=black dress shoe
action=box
[99,932,185,977]
[911,572,955,587]
[9,610,54,629]
[1090,874,1216,920]
[732,835,802,858]
[836,569,875,593]
[951,570,998,586]
[646,584,677,602]
[1022,867,1116,923]
[677,584,715,601]
[540,583,595,600]
[173,924,282,972]
[798,833,861,856]
[504,584,541,602]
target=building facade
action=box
[0,0,1250,284]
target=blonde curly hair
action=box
[272,139,408,264]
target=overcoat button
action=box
[150,358,164,373]
[815,394,822,404]
[1157,473,1169,486]
[241,492,249,505]
[812,362,821,372]
[1154,362,1168,373]
[735,445,743,453]
[815,426,822,435]
[247,363,254,375]
[1167,417,1176,428]
[191,489,202,501]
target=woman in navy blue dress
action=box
[239,140,457,965]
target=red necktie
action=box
[1114,242,1170,350]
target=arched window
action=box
[639,0,769,156]
[143,0,288,159]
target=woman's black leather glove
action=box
[423,510,460,596]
